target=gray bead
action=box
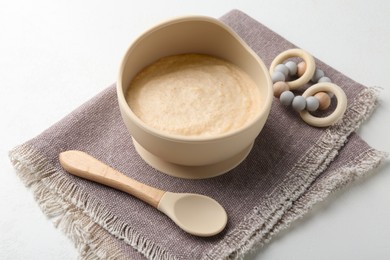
[285,61,297,76]
[292,95,306,112]
[311,69,325,83]
[318,76,331,83]
[275,64,289,77]
[280,90,294,106]
[272,71,286,83]
[306,96,320,111]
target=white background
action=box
[1,1,389,259]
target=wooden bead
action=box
[314,91,331,110]
[297,61,306,77]
[273,81,289,98]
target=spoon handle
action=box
[59,150,166,208]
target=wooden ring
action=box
[300,82,347,127]
[269,48,316,90]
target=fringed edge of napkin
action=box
[262,147,388,242]
[204,86,388,259]
[9,145,176,259]
[9,146,130,259]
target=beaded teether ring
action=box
[269,48,316,90]
[270,48,347,127]
[300,82,347,127]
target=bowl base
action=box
[132,139,253,179]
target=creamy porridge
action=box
[126,54,261,137]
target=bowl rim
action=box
[117,15,273,143]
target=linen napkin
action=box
[9,9,387,260]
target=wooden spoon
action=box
[59,150,227,237]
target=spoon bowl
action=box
[158,192,227,237]
[59,150,228,237]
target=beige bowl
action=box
[117,16,273,179]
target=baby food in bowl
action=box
[126,54,262,137]
[117,16,273,179]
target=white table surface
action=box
[1,1,389,259]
